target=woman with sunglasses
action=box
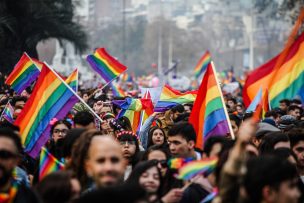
[142,145,184,203]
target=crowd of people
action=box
[0,73,304,203]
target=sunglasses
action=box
[154,160,167,168]
[0,150,18,159]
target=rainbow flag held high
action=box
[189,63,231,149]
[176,157,218,180]
[1,102,14,123]
[116,97,154,133]
[110,83,126,97]
[243,30,304,108]
[155,85,197,112]
[194,51,211,79]
[5,53,40,94]
[86,48,127,83]
[66,69,78,92]
[39,147,64,180]
[14,64,78,158]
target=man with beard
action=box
[0,128,39,202]
[84,135,126,189]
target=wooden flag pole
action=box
[210,61,235,140]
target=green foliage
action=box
[0,0,87,74]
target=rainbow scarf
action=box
[0,180,18,203]
[39,147,64,180]
[86,48,127,83]
[176,157,218,180]
[200,188,218,203]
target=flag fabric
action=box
[66,69,78,92]
[110,83,126,97]
[243,31,304,108]
[176,157,218,180]
[252,89,271,122]
[86,48,127,83]
[39,147,64,180]
[167,157,194,169]
[121,72,134,83]
[189,63,230,149]
[14,64,78,158]
[116,97,154,133]
[246,88,263,113]
[194,51,211,79]
[1,102,14,123]
[155,85,197,112]
[5,53,40,94]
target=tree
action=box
[0,0,87,74]
[255,0,304,23]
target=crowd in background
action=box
[0,71,304,203]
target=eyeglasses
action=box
[119,141,136,146]
[154,159,167,168]
[0,150,18,159]
[53,129,68,134]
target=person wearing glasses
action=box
[0,128,39,202]
[116,131,141,180]
[46,119,72,161]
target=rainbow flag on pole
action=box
[189,62,232,149]
[1,102,14,123]
[194,51,211,79]
[155,85,197,112]
[5,53,40,94]
[86,48,127,83]
[39,147,64,180]
[14,64,78,158]
[243,19,304,108]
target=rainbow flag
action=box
[194,51,211,79]
[243,31,304,108]
[1,102,14,123]
[177,157,218,180]
[189,63,230,149]
[155,85,197,112]
[86,48,127,83]
[110,83,126,97]
[121,72,134,83]
[117,97,154,133]
[14,64,78,158]
[39,147,64,180]
[66,69,78,92]
[167,157,194,169]
[5,53,40,94]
